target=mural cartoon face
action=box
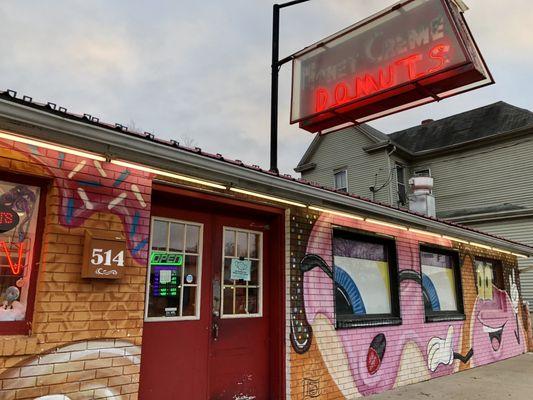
[290,214,473,396]
[472,261,524,364]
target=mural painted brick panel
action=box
[0,136,152,399]
[288,208,529,399]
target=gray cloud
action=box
[0,0,531,174]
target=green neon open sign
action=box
[150,251,184,266]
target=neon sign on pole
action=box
[290,0,493,133]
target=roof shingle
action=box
[389,101,533,153]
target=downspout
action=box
[386,145,397,205]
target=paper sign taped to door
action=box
[159,270,172,284]
[230,259,252,281]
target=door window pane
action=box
[169,223,184,252]
[184,255,199,284]
[0,180,41,323]
[421,249,460,313]
[224,230,236,257]
[236,232,248,258]
[152,220,168,250]
[221,228,262,318]
[247,288,259,314]
[146,218,202,320]
[182,286,197,316]
[186,225,200,253]
[249,234,260,259]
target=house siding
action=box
[414,136,533,214]
[301,128,391,204]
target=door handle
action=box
[212,321,219,341]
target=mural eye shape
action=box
[476,268,484,299]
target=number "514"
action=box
[90,248,125,267]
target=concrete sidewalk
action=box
[369,353,533,399]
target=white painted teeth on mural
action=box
[108,193,127,210]
[482,324,504,334]
[93,160,107,177]
[67,159,86,179]
[427,325,455,372]
[131,184,147,208]
[77,188,94,210]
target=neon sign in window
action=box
[0,180,40,323]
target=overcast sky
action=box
[1,0,531,174]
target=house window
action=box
[221,228,262,318]
[475,258,504,302]
[334,169,348,192]
[396,164,407,205]
[414,168,431,177]
[145,218,202,321]
[420,246,464,322]
[0,176,45,334]
[333,229,401,328]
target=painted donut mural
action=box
[0,138,153,263]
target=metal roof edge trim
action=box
[0,98,532,255]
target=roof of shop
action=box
[0,89,532,255]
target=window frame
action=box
[395,163,407,205]
[144,216,204,322]
[420,244,465,323]
[0,172,49,336]
[333,168,348,193]
[413,167,431,177]
[220,226,263,319]
[475,256,504,291]
[332,228,401,329]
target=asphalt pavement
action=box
[369,353,533,399]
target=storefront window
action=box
[0,179,41,324]
[221,228,262,318]
[421,246,464,321]
[475,258,503,302]
[145,218,202,321]
[333,229,400,328]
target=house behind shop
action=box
[0,92,531,399]
[295,101,533,308]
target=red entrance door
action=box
[139,190,283,399]
[209,215,270,399]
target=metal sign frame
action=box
[289,0,494,134]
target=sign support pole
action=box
[270,0,311,173]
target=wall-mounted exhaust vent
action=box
[408,176,436,217]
